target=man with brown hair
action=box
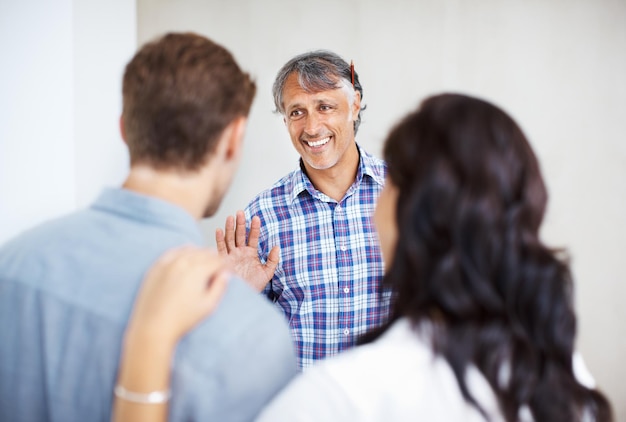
[0,33,296,422]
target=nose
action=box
[303,113,321,137]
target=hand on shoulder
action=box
[126,246,229,347]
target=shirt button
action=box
[343,287,350,294]
[343,329,350,336]
[339,245,347,251]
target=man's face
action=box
[282,72,360,172]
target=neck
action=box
[304,143,360,202]
[122,165,210,220]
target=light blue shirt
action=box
[0,188,297,422]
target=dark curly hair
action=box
[363,93,612,421]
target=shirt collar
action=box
[91,187,204,244]
[288,143,385,204]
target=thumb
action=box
[264,246,280,279]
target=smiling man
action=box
[217,51,391,370]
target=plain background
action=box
[1,0,624,418]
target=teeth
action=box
[306,137,330,147]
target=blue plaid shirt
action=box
[245,144,392,370]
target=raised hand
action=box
[215,210,280,292]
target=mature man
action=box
[0,33,296,421]
[218,51,391,370]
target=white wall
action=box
[73,1,136,209]
[0,0,135,241]
[1,0,623,417]
[0,0,75,240]
[137,0,626,417]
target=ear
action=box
[223,116,247,161]
[119,115,127,144]
[351,91,361,120]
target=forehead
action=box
[282,72,349,107]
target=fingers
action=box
[157,247,226,300]
[215,229,227,255]
[171,250,228,328]
[200,270,229,314]
[125,246,230,351]
[223,215,235,251]
[145,245,199,281]
[247,216,261,249]
[218,211,252,253]
[264,245,281,280]
[192,249,225,277]
[165,248,221,284]
[235,210,247,247]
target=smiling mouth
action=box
[305,136,331,147]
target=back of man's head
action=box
[122,32,256,171]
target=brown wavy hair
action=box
[122,32,256,171]
[364,93,612,421]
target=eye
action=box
[319,104,333,112]
[289,109,304,120]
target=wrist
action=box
[124,320,179,353]
[117,325,175,396]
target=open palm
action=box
[215,210,280,292]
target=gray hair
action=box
[272,50,366,135]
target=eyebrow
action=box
[286,98,339,111]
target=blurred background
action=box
[1,0,624,417]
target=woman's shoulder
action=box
[308,318,501,421]
[322,318,437,382]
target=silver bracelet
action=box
[114,385,171,404]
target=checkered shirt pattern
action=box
[245,145,392,370]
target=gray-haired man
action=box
[217,51,391,370]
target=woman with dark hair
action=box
[113,93,613,421]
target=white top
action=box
[257,317,595,422]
